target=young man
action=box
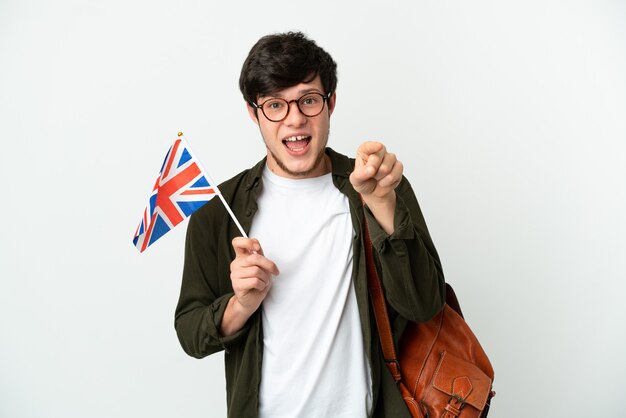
[175,32,445,417]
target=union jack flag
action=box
[133,135,219,252]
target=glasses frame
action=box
[253,92,332,122]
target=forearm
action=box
[365,182,445,322]
[175,292,252,358]
[175,302,225,359]
[377,233,445,322]
[362,192,397,235]
[220,295,255,337]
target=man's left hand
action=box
[350,141,403,200]
[350,141,403,234]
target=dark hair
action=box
[239,31,338,106]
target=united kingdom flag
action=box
[133,134,219,252]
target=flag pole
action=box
[177,132,249,239]
[216,193,249,239]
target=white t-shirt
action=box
[250,167,372,418]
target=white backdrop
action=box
[1,1,625,417]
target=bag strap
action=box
[362,214,403,383]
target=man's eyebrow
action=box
[298,87,323,94]
[262,87,323,100]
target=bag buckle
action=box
[443,395,467,417]
[448,394,467,410]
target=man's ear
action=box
[247,103,260,125]
[327,92,337,117]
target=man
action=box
[175,32,445,417]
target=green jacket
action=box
[175,148,446,417]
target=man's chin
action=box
[276,161,317,178]
[270,149,328,178]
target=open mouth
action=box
[283,135,311,152]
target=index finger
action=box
[232,237,262,257]
[356,141,386,165]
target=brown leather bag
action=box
[363,219,495,418]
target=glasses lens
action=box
[298,93,325,117]
[262,98,289,121]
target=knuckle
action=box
[230,276,242,289]
[249,253,264,265]
[252,278,265,290]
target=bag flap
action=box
[432,351,493,410]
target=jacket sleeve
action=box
[364,177,446,323]
[174,208,250,358]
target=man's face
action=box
[247,75,336,179]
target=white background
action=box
[1,1,625,417]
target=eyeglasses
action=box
[253,92,331,122]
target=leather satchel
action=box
[363,219,495,418]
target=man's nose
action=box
[284,101,307,126]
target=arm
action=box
[365,178,446,323]
[350,141,445,323]
[174,210,278,358]
[174,211,236,358]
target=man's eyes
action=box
[300,96,319,106]
[267,101,285,109]
[262,94,320,110]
